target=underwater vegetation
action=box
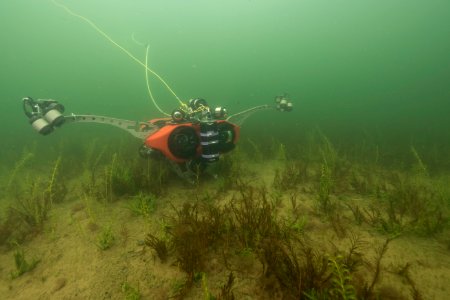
[145,232,169,263]
[83,148,171,202]
[201,272,236,300]
[142,177,429,299]
[127,192,157,218]
[10,243,40,279]
[265,131,449,237]
[169,201,225,284]
[0,150,66,247]
[12,155,65,228]
[0,128,448,298]
[96,225,116,250]
[343,147,449,236]
[273,160,309,191]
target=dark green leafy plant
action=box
[145,232,168,263]
[10,245,40,278]
[217,272,236,300]
[360,238,392,298]
[328,255,357,300]
[317,164,334,214]
[273,160,308,190]
[228,181,279,250]
[167,201,225,283]
[10,156,66,232]
[258,238,330,299]
[127,192,156,218]
[97,226,115,250]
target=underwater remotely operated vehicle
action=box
[22,1,293,182]
[22,95,293,182]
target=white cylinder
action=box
[44,109,63,124]
[31,118,51,133]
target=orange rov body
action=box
[144,118,240,163]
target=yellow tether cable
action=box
[51,0,185,107]
[145,46,170,116]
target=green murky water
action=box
[1,0,450,164]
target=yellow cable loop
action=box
[51,0,185,107]
[145,46,170,116]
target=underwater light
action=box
[23,97,65,135]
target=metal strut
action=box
[64,114,157,140]
[226,104,272,127]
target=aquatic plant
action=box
[348,165,385,196]
[85,150,170,202]
[0,213,15,246]
[391,262,423,299]
[96,226,115,250]
[273,160,308,190]
[10,244,40,279]
[199,271,235,300]
[12,178,51,230]
[215,153,236,175]
[318,131,338,175]
[169,278,189,299]
[255,227,395,300]
[121,281,141,300]
[229,182,276,249]
[217,272,236,300]
[275,142,287,161]
[330,211,349,238]
[360,170,449,235]
[110,153,138,197]
[82,139,103,172]
[131,157,170,197]
[316,163,334,214]
[246,138,264,162]
[84,151,127,201]
[258,238,330,299]
[328,255,357,300]
[410,146,428,177]
[145,232,169,263]
[213,153,243,192]
[5,149,34,194]
[201,273,214,300]
[45,155,64,205]
[82,140,108,194]
[289,192,300,216]
[345,202,366,225]
[10,156,66,232]
[104,153,117,202]
[360,238,392,298]
[226,183,332,297]
[167,201,225,283]
[289,215,308,234]
[342,233,367,272]
[127,192,156,218]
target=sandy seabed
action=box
[0,161,449,300]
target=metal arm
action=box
[226,104,273,126]
[64,114,157,140]
[226,95,293,126]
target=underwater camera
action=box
[275,95,293,112]
[22,97,65,135]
